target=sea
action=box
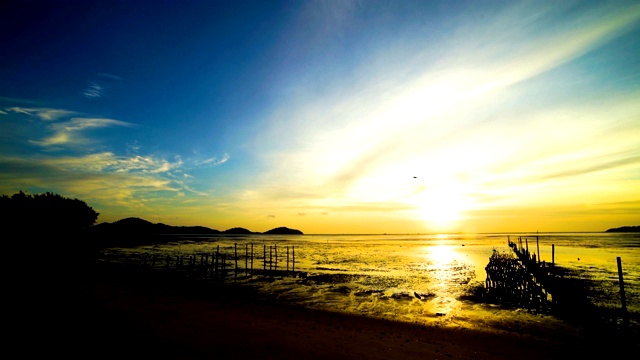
[98,232,640,335]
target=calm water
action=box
[100,232,640,333]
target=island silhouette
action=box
[85,217,303,248]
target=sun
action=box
[412,182,472,231]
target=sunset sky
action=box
[1,0,639,234]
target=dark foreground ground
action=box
[9,262,639,359]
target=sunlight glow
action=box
[410,180,473,231]
[428,245,457,265]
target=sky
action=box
[1,0,639,234]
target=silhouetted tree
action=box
[1,191,99,236]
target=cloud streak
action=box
[30,117,136,148]
[5,107,77,121]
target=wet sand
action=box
[20,264,632,360]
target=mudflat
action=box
[19,264,636,359]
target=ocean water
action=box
[99,232,640,333]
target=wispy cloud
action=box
[83,81,104,98]
[30,117,136,148]
[83,73,122,98]
[5,107,77,121]
[196,153,230,167]
[42,152,180,175]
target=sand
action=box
[16,264,637,359]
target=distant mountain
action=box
[605,225,640,233]
[263,226,303,235]
[86,217,303,247]
[223,227,256,234]
[87,217,221,236]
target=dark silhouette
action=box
[263,226,303,235]
[605,225,640,233]
[1,190,99,235]
[1,191,100,349]
[223,227,256,234]
[86,217,304,247]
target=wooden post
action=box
[215,246,220,278]
[245,243,248,277]
[275,245,278,272]
[617,257,628,325]
[263,244,267,272]
[287,246,290,272]
[536,236,540,264]
[250,243,254,275]
[519,237,523,253]
[552,244,555,266]
[234,244,238,279]
[222,253,227,279]
[292,245,295,272]
[525,238,529,258]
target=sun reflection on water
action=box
[428,245,457,266]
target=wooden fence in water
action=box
[485,235,629,325]
[115,243,301,281]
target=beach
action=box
[18,232,637,358]
[32,262,635,360]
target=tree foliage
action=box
[0,191,99,235]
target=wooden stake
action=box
[617,257,628,324]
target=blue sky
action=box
[1,0,639,233]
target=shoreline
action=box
[33,263,637,359]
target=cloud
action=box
[197,153,230,167]
[30,117,136,148]
[83,82,104,98]
[43,151,181,175]
[0,109,7,115]
[83,73,122,98]
[5,107,77,121]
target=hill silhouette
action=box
[86,217,303,247]
[605,225,640,233]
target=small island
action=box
[605,225,640,233]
